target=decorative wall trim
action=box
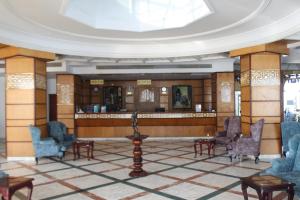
[241,70,280,86]
[251,69,280,86]
[75,112,217,119]
[57,83,74,105]
[6,73,34,89]
[78,137,208,141]
[35,74,46,89]
[241,71,250,86]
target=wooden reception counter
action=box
[75,112,217,138]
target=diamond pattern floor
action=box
[0,139,298,200]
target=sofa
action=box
[264,134,300,197]
[281,121,300,156]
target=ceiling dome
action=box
[0,0,300,58]
[62,0,212,32]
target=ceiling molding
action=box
[0,0,300,58]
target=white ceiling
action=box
[1,0,300,58]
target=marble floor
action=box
[0,139,298,200]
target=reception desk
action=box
[75,112,217,138]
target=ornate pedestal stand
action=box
[126,135,148,177]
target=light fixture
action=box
[161,87,168,94]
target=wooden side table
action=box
[72,140,94,161]
[0,176,34,200]
[240,175,295,200]
[194,137,216,157]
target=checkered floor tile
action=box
[0,139,299,200]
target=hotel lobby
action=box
[1,0,300,199]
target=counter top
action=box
[75,112,216,119]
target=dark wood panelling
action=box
[76,117,216,127]
[81,79,204,112]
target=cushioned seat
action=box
[264,134,300,197]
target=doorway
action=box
[49,94,57,121]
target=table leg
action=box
[212,142,215,156]
[91,142,94,159]
[200,143,203,156]
[207,143,211,157]
[194,142,197,158]
[72,143,76,161]
[1,189,9,200]
[241,182,248,200]
[87,146,90,161]
[262,191,272,200]
[77,145,80,159]
[287,185,295,200]
[256,189,263,200]
[26,182,33,200]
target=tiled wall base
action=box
[7,157,35,161]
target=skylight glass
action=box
[63,0,212,32]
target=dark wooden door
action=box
[49,94,57,121]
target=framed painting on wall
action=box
[172,85,192,109]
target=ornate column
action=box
[230,41,288,155]
[0,46,55,159]
[56,75,75,134]
[213,72,235,131]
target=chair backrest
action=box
[286,134,300,171]
[226,117,241,138]
[281,121,300,153]
[223,117,229,132]
[250,119,264,143]
[48,121,66,143]
[29,125,41,144]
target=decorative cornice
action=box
[75,112,217,119]
[1,0,300,58]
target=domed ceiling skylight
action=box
[61,0,212,32]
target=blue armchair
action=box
[47,121,76,149]
[281,121,300,156]
[29,125,64,164]
[264,134,300,197]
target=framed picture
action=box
[172,85,192,109]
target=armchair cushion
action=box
[39,138,56,145]
[266,158,294,174]
[216,131,227,137]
